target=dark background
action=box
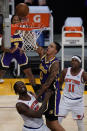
[14,0,87,34]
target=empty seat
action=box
[64,17,83,37]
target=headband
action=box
[72,56,81,63]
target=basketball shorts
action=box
[44,89,61,121]
[0,49,30,70]
[58,95,84,120]
[22,124,50,131]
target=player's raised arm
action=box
[36,45,45,58]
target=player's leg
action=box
[72,98,84,131]
[44,91,65,131]
[15,52,35,85]
[46,119,65,131]
[58,95,69,123]
[0,52,13,82]
[76,119,84,131]
[0,69,6,83]
[58,106,68,124]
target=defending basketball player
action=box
[58,55,87,131]
[0,15,36,86]
[13,81,52,131]
[35,42,65,131]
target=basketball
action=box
[15,3,29,18]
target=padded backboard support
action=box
[0,0,11,48]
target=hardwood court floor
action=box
[0,78,87,131]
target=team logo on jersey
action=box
[30,100,39,111]
[77,75,80,78]
[65,78,80,85]
[77,115,81,119]
[66,75,70,77]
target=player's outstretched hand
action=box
[25,83,42,93]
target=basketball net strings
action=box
[19,27,46,52]
[11,23,46,52]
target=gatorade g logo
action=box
[33,15,41,23]
[28,13,49,27]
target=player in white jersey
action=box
[13,81,52,131]
[58,55,87,131]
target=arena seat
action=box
[64,17,83,37]
[62,17,84,45]
[61,17,84,70]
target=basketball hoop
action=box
[11,22,46,52]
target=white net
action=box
[12,23,45,52]
[19,30,37,51]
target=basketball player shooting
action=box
[58,55,87,131]
[0,14,37,87]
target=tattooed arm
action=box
[36,61,59,99]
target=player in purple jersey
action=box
[35,42,65,131]
[0,15,35,86]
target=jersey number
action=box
[68,84,74,92]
